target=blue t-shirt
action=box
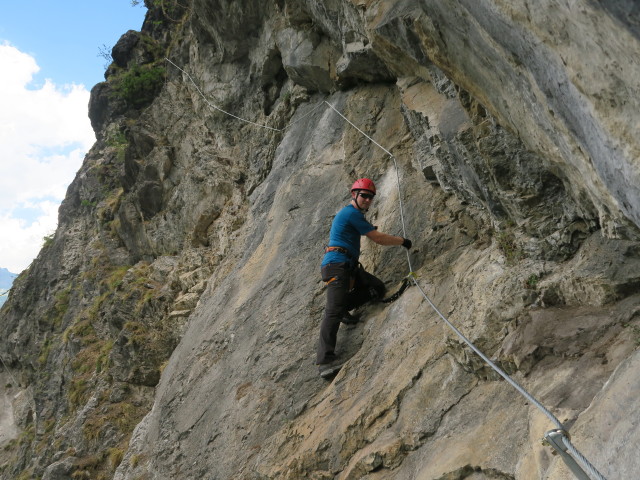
[321,204,375,267]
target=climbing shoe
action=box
[341,312,360,325]
[318,359,344,379]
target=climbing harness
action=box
[166,58,609,480]
[324,246,351,256]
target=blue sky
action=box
[0,1,147,273]
[1,1,146,88]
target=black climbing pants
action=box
[316,262,386,364]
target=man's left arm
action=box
[365,230,411,248]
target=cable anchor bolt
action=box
[542,428,571,454]
[542,429,592,480]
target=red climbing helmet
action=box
[351,178,376,195]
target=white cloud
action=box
[0,42,95,273]
[0,204,58,273]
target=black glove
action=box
[401,238,412,249]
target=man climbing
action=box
[317,178,412,378]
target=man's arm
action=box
[365,229,405,246]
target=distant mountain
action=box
[0,268,18,307]
[0,268,18,289]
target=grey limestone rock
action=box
[1,0,640,479]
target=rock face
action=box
[1,1,639,479]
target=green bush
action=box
[495,229,523,265]
[525,274,539,289]
[112,64,165,108]
[42,234,54,248]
